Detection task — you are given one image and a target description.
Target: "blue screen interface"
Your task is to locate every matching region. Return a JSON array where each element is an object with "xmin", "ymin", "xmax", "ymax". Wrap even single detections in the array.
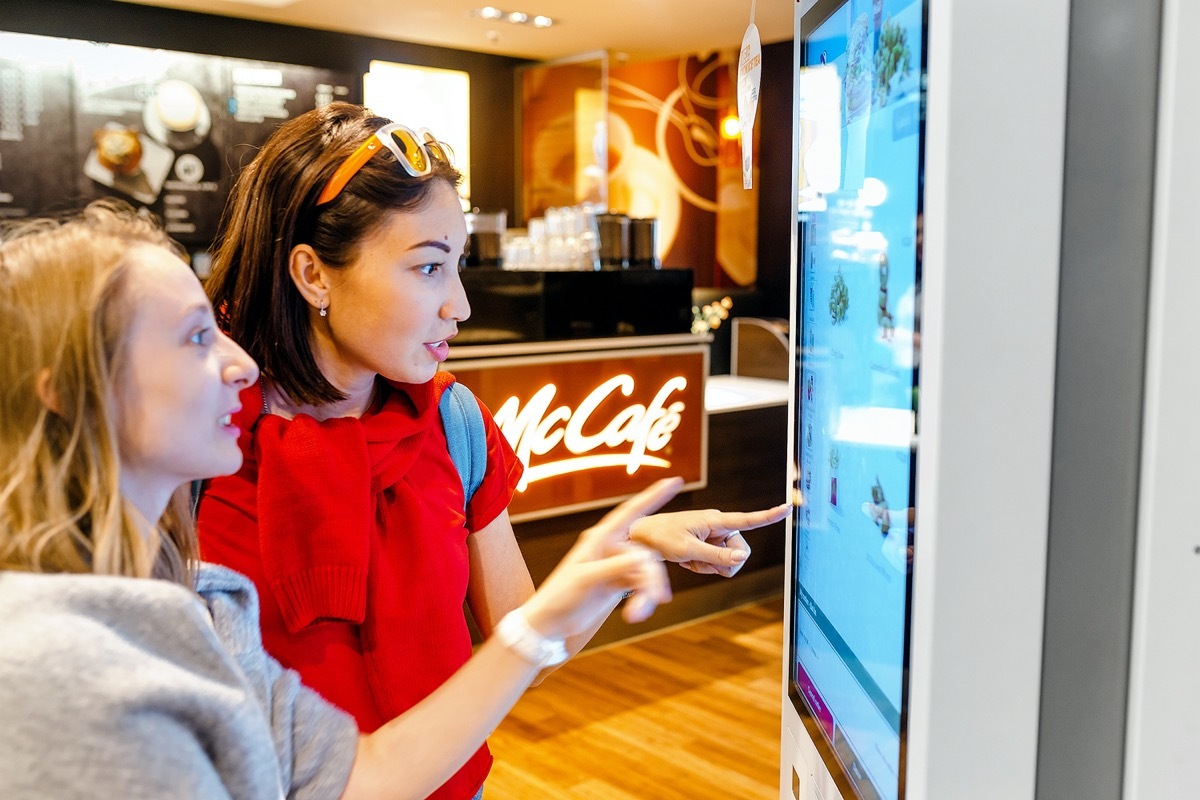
[{"xmin": 790, "ymin": 0, "xmax": 925, "ymax": 798}]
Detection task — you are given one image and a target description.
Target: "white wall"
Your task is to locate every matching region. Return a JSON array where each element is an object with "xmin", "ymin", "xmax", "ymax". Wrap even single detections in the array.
[{"xmin": 1124, "ymin": 0, "xmax": 1200, "ymax": 795}]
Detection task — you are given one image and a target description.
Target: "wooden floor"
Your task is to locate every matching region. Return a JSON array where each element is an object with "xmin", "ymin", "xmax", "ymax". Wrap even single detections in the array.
[{"xmin": 486, "ymin": 596, "xmax": 785, "ymax": 799}]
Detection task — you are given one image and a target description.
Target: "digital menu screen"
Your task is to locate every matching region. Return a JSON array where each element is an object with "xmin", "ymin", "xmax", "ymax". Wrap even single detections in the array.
[{"xmin": 789, "ymin": 0, "xmax": 925, "ymax": 798}]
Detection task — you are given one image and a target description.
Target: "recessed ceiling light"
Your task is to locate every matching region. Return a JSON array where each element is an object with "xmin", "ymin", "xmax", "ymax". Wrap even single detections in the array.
[{"xmin": 470, "ymin": 7, "xmax": 555, "ymax": 28}]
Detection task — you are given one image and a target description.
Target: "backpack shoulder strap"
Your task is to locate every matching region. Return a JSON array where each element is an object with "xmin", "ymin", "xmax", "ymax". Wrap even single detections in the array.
[{"xmin": 439, "ymin": 379, "xmax": 488, "ymax": 504}]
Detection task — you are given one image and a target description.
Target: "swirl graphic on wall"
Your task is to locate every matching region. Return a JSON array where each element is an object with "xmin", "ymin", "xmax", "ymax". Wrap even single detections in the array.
[
  {"xmin": 608, "ymin": 54, "xmax": 757, "ymax": 284},
  {"xmin": 521, "ymin": 52, "xmax": 755, "ymax": 283}
]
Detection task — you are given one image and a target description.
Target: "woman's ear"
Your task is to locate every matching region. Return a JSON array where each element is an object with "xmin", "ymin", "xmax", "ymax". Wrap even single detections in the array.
[
  {"xmin": 35, "ymin": 367, "xmax": 63, "ymax": 416},
  {"xmin": 287, "ymin": 244, "xmax": 329, "ymax": 313}
]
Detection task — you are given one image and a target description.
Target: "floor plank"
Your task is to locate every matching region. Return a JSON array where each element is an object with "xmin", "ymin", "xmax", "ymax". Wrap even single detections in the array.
[{"xmin": 486, "ymin": 596, "xmax": 784, "ymax": 799}]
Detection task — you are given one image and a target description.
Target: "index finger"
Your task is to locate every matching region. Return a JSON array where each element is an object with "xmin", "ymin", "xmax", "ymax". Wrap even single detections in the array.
[
  {"xmin": 710, "ymin": 503, "xmax": 790, "ymax": 534},
  {"xmin": 587, "ymin": 477, "xmax": 685, "ymax": 538}
]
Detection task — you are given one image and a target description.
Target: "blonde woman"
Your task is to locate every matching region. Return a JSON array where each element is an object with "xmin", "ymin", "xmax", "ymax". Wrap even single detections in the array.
[{"xmin": 0, "ymin": 201, "xmax": 676, "ymax": 800}]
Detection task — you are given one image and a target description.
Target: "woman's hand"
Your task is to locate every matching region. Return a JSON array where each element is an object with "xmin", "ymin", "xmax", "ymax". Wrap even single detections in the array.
[
  {"xmin": 344, "ymin": 478, "xmax": 687, "ymax": 800},
  {"xmin": 629, "ymin": 502, "xmax": 791, "ymax": 577},
  {"xmin": 520, "ymin": 477, "xmax": 686, "ymax": 638}
]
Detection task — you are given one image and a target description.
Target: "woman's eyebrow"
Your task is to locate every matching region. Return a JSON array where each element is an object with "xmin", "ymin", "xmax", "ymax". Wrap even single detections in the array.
[
  {"xmin": 410, "ymin": 240, "xmax": 453, "ymax": 253},
  {"xmin": 176, "ymin": 302, "xmax": 212, "ymax": 324}
]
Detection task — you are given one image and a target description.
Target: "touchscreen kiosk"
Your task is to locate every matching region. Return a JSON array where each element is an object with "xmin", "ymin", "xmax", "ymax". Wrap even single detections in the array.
[{"xmin": 786, "ymin": 1, "xmax": 926, "ymax": 798}]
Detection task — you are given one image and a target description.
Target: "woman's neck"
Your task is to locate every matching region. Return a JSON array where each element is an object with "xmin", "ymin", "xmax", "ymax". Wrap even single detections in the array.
[
  {"xmin": 117, "ymin": 474, "xmax": 168, "ymax": 534},
  {"xmin": 263, "ymin": 374, "xmax": 379, "ymax": 421}
]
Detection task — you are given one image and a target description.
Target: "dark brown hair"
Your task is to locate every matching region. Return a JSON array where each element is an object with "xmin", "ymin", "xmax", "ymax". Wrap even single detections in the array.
[{"xmin": 206, "ymin": 102, "xmax": 463, "ymax": 405}]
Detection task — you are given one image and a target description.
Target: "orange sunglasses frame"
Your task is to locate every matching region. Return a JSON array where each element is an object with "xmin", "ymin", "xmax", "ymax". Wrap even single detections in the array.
[{"xmin": 315, "ymin": 123, "xmax": 450, "ymax": 206}]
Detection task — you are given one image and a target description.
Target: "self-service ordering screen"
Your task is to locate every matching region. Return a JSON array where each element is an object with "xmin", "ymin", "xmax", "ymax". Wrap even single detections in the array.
[{"xmin": 789, "ymin": 0, "xmax": 926, "ymax": 797}]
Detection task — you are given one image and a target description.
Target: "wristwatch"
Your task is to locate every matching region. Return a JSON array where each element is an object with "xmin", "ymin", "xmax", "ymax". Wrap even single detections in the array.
[{"xmin": 494, "ymin": 609, "xmax": 568, "ymax": 668}]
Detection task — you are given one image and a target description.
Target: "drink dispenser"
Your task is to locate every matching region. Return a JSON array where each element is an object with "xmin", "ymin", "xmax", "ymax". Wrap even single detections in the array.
[
  {"xmin": 596, "ymin": 213, "xmax": 630, "ymax": 269},
  {"xmin": 464, "ymin": 210, "xmax": 506, "ymax": 267},
  {"xmin": 629, "ymin": 217, "xmax": 659, "ymax": 269}
]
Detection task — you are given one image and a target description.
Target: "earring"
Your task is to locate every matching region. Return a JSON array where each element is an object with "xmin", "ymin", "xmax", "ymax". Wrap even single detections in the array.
[{"xmin": 319, "ymin": 300, "xmax": 328, "ymax": 318}]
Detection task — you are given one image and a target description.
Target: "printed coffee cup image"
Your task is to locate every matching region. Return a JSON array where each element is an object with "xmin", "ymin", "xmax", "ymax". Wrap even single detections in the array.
[{"xmin": 143, "ymin": 79, "xmax": 211, "ymax": 150}]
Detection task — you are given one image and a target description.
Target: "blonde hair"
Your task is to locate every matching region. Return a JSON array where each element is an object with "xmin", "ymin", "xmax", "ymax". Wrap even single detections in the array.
[{"xmin": 0, "ymin": 200, "xmax": 195, "ymax": 584}]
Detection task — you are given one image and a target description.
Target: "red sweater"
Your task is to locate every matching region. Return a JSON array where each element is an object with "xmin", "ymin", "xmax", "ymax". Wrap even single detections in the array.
[{"xmin": 197, "ymin": 372, "xmax": 523, "ymax": 800}]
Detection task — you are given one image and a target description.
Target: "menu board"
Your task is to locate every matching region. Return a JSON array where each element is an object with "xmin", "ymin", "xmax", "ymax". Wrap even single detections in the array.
[
  {"xmin": 0, "ymin": 31, "xmax": 352, "ymax": 246},
  {"xmin": 789, "ymin": 0, "xmax": 925, "ymax": 798},
  {"xmin": 0, "ymin": 45, "xmax": 75, "ymax": 222}
]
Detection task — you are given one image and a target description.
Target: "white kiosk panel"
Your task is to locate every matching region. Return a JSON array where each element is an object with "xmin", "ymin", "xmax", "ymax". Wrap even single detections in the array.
[{"xmin": 781, "ymin": 1, "xmax": 1070, "ymax": 797}]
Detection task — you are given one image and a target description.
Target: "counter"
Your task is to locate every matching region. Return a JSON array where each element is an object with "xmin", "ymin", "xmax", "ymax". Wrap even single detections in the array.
[
  {"xmin": 457, "ymin": 267, "xmax": 694, "ymax": 345},
  {"xmin": 706, "ymin": 374, "xmax": 792, "ymax": 414}
]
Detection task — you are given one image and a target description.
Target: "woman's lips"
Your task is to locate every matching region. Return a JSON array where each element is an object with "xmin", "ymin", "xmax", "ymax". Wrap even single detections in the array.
[{"xmin": 220, "ymin": 407, "xmax": 242, "ymax": 436}]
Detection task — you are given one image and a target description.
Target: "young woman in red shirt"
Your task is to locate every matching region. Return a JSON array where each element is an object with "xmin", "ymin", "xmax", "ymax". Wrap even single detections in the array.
[{"xmin": 197, "ymin": 102, "xmax": 788, "ymax": 800}]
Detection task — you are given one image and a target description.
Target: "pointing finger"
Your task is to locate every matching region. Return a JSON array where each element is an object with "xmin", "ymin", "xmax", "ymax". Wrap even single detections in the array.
[{"xmin": 586, "ymin": 477, "xmax": 685, "ymax": 539}]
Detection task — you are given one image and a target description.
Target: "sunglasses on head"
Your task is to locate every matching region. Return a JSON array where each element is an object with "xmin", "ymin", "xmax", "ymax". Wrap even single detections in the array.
[{"xmin": 315, "ymin": 123, "xmax": 454, "ymax": 206}]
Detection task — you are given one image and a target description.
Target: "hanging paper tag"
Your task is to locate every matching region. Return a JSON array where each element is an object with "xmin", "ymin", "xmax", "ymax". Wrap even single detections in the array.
[{"xmin": 737, "ymin": 22, "xmax": 763, "ymax": 189}]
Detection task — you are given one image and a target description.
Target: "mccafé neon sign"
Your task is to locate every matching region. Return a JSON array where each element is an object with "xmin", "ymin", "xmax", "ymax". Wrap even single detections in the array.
[
  {"xmin": 495, "ymin": 374, "xmax": 689, "ymax": 489},
  {"xmin": 448, "ymin": 346, "xmax": 707, "ymax": 520}
]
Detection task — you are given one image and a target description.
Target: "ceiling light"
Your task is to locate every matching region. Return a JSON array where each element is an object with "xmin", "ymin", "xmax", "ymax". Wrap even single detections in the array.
[{"xmin": 470, "ymin": 7, "xmax": 555, "ymax": 28}]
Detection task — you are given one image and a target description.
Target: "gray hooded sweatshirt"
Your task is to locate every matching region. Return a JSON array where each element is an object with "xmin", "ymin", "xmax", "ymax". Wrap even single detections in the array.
[{"xmin": 0, "ymin": 563, "xmax": 358, "ymax": 799}]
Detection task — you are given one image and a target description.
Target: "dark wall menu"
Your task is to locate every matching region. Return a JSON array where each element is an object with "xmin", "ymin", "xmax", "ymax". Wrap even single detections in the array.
[
  {"xmin": 0, "ymin": 46, "xmax": 75, "ymax": 222},
  {"xmin": 0, "ymin": 31, "xmax": 353, "ymax": 248}
]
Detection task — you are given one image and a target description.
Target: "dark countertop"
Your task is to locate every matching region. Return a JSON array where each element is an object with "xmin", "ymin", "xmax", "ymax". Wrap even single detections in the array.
[{"xmin": 457, "ymin": 267, "xmax": 694, "ymax": 345}]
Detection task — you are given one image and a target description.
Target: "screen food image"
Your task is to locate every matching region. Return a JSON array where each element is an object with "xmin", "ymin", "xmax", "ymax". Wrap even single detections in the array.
[
  {"xmin": 93, "ymin": 126, "xmax": 143, "ymax": 176},
  {"xmin": 84, "ymin": 123, "xmax": 174, "ymax": 206},
  {"xmin": 790, "ymin": 0, "xmax": 925, "ymax": 798}
]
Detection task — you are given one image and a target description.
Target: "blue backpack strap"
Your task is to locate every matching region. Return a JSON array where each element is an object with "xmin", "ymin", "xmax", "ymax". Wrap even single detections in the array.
[{"xmin": 439, "ymin": 379, "xmax": 488, "ymax": 504}]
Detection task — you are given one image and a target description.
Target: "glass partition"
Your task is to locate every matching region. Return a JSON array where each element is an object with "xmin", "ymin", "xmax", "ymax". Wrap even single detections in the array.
[{"xmin": 516, "ymin": 51, "xmax": 608, "ymax": 223}]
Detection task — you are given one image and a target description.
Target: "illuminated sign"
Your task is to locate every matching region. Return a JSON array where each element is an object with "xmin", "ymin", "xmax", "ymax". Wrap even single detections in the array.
[{"xmin": 447, "ymin": 345, "xmax": 708, "ymax": 521}]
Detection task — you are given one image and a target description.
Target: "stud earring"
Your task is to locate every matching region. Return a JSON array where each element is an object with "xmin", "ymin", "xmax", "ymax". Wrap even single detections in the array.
[{"xmin": 319, "ymin": 300, "xmax": 328, "ymax": 318}]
